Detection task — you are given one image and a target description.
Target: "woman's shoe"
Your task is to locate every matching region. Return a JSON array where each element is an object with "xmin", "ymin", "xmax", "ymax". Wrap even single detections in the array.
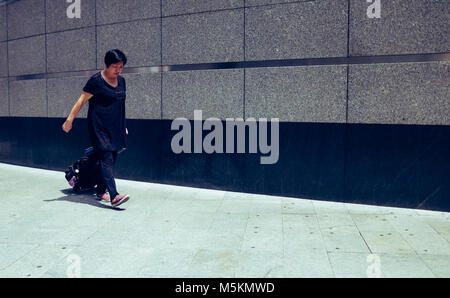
[
  {"xmin": 111, "ymin": 194, "xmax": 130, "ymax": 207},
  {"xmin": 96, "ymin": 192, "xmax": 111, "ymax": 202}
]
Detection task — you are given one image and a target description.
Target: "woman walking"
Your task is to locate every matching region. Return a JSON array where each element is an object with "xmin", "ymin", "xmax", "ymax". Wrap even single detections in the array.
[{"xmin": 62, "ymin": 49, "xmax": 130, "ymax": 208}]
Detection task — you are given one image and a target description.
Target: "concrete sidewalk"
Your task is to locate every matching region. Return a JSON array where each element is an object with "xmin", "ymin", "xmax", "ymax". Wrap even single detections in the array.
[{"xmin": 0, "ymin": 162, "xmax": 449, "ymax": 278}]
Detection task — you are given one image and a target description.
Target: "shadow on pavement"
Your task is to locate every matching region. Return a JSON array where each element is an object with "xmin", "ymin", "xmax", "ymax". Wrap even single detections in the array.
[{"xmin": 44, "ymin": 188, "xmax": 125, "ymax": 211}]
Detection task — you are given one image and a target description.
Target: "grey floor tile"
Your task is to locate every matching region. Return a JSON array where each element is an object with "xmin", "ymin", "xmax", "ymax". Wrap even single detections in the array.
[
  {"xmin": 0, "ymin": 243, "xmax": 38, "ymax": 272},
  {"xmin": 139, "ymin": 247, "xmax": 197, "ymax": 278},
  {"xmin": 330, "ymin": 252, "xmax": 436, "ymax": 278},
  {"xmin": 0, "ymin": 244, "xmax": 75, "ymax": 278},
  {"xmin": 328, "ymin": 252, "xmax": 373, "ymax": 278},
  {"xmin": 283, "ymin": 214, "xmax": 324, "ymax": 252},
  {"xmin": 419, "ymin": 254, "xmax": 450, "ymax": 278},
  {"xmin": 360, "ymin": 231, "xmax": 415, "ymax": 255},
  {"xmin": 241, "ymin": 232, "xmax": 283, "ymax": 252},
  {"xmin": 376, "ymin": 254, "xmax": 436, "ymax": 278},
  {"xmin": 346, "ymin": 202, "xmax": 391, "ymax": 215},
  {"xmin": 313, "ymin": 200, "xmax": 348, "ymax": 214},
  {"xmin": 209, "ymin": 211, "xmax": 249, "ymax": 233},
  {"xmin": 236, "ymin": 249, "xmax": 283, "ymax": 278},
  {"xmin": 420, "ymin": 216, "xmax": 450, "ymax": 243},
  {"xmin": 188, "ymin": 249, "xmax": 240, "ymax": 278},
  {"xmin": 173, "ymin": 211, "xmax": 216, "ymax": 229},
  {"xmin": 321, "ymin": 225, "xmax": 370, "ymax": 254},
  {"xmin": 88, "ymin": 244, "xmax": 158, "ymax": 277},
  {"xmin": 351, "ymin": 214, "xmax": 396, "ymax": 232},
  {"xmin": 385, "ymin": 215, "xmax": 450, "ymax": 255},
  {"xmin": 317, "ymin": 213, "xmax": 370, "ymax": 253},
  {"xmin": 0, "ymin": 162, "xmax": 449, "ymax": 278},
  {"xmin": 281, "ymin": 198, "xmax": 315, "ymax": 215},
  {"xmin": 283, "ymin": 249, "xmax": 334, "ymax": 278}
]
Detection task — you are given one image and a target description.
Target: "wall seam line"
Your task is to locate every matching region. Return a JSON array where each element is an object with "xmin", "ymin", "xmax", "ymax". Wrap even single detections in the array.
[
  {"xmin": 5, "ymin": 2, "xmax": 10, "ymax": 116},
  {"xmin": 8, "ymin": 52, "xmax": 450, "ymax": 82},
  {"xmin": 160, "ymin": 0, "xmax": 163, "ymax": 120},
  {"xmin": 343, "ymin": 0, "xmax": 351, "ymax": 203},
  {"xmin": 243, "ymin": 0, "xmax": 246, "ymax": 119},
  {"xmin": 44, "ymin": 0, "xmax": 48, "ymax": 117}
]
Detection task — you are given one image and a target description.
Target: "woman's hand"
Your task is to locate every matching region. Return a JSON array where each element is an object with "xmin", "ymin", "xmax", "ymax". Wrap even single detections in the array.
[{"xmin": 62, "ymin": 120, "xmax": 73, "ymax": 133}]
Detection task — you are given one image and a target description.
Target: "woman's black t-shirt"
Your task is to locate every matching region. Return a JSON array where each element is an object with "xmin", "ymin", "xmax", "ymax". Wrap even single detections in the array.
[{"xmin": 83, "ymin": 72, "xmax": 127, "ymax": 152}]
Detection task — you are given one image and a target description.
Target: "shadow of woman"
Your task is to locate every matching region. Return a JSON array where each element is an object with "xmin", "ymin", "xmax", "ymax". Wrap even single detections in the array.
[{"xmin": 44, "ymin": 188, "xmax": 125, "ymax": 210}]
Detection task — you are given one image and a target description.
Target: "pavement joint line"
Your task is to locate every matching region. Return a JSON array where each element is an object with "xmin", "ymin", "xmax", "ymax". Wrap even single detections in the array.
[
  {"xmin": 311, "ymin": 212, "xmax": 335, "ymax": 277},
  {"xmin": 348, "ymin": 211, "xmax": 374, "ymax": 255}
]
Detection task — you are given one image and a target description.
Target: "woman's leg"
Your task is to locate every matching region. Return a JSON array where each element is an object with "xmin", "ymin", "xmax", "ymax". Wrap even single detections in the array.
[
  {"xmin": 97, "ymin": 150, "xmax": 119, "ymax": 199},
  {"xmin": 95, "ymin": 166, "xmax": 107, "ymax": 195}
]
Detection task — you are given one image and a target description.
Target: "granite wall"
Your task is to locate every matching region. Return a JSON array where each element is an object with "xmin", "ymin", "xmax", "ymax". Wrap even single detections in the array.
[{"xmin": 0, "ymin": 0, "xmax": 449, "ymax": 210}]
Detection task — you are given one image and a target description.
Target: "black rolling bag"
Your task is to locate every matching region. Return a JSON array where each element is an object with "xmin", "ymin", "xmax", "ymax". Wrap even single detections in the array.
[{"xmin": 64, "ymin": 147, "xmax": 99, "ymax": 192}]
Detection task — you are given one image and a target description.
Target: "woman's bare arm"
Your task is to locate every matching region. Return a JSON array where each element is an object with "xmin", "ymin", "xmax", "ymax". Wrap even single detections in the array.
[{"xmin": 62, "ymin": 92, "xmax": 93, "ymax": 133}]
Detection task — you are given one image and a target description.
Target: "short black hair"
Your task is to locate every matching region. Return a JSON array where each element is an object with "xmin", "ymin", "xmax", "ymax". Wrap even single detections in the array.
[{"xmin": 104, "ymin": 49, "xmax": 127, "ymax": 68}]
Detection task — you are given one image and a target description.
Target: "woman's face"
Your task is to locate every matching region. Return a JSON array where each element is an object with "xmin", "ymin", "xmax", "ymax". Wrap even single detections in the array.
[{"xmin": 105, "ymin": 61, "xmax": 124, "ymax": 78}]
